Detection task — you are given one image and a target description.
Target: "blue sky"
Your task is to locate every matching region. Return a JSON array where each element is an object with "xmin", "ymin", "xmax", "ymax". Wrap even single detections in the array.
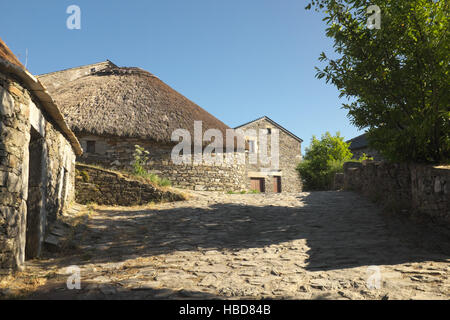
[{"xmin": 1, "ymin": 0, "xmax": 363, "ymax": 152}]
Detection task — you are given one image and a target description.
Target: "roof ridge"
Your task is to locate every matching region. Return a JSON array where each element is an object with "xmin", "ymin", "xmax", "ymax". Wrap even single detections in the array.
[
  {"xmin": 38, "ymin": 60, "xmax": 117, "ymax": 77},
  {"xmin": 92, "ymin": 66, "xmax": 159, "ymax": 79}
]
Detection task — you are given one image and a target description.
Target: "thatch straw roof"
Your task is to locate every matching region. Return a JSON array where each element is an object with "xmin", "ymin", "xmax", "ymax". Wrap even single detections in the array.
[
  {"xmin": 0, "ymin": 39, "xmax": 25, "ymax": 69},
  {"xmin": 0, "ymin": 38, "xmax": 82, "ymax": 156},
  {"xmin": 45, "ymin": 66, "xmax": 232, "ymax": 144}
]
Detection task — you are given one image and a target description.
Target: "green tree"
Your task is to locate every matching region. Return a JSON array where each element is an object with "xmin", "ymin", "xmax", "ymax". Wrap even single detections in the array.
[
  {"xmin": 297, "ymin": 132, "xmax": 353, "ymax": 190},
  {"xmin": 307, "ymin": 0, "xmax": 449, "ymax": 163}
]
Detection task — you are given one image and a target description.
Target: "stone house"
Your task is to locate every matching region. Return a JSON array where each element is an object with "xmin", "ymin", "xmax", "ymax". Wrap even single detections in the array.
[
  {"xmin": 235, "ymin": 116, "xmax": 303, "ymax": 193},
  {"xmin": 0, "ymin": 39, "xmax": 82, "ymax": 271}
]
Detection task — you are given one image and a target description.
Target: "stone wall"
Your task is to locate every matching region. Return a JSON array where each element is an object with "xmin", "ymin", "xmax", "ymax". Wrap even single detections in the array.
[
  {"xmin": 0, "ymin": 71, "xmax": 76, "ymax": 271},
  {"xmin": 75, "ymin": 164, "xmax": 184, "ymax": 206},
  {"xmin": 343, "ymin": 161, "xmax": 450, "ymax": 224},
  {"xmin": 75, "ymin": 134, "xmax": 248, "ymax": 192},
  {"xmin": 150, "ymin": 160, "xmax": 248, "ymax": 192}
]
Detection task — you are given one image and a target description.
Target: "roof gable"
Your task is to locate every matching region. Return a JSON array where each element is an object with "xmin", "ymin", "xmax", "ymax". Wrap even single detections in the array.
[
  {"xmin": 347, "ymin": 133, "xmax": 368, "ymax": 150},
  {"xmin": 235, "ymin": 116, "xmax": 303, "ymax": 143}
]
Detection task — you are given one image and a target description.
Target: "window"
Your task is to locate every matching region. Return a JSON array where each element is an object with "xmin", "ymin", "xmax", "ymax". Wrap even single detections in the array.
[
  {"xmin": 248, "ymin": 140, "xmax": 256, "ymax": 153},
  {"xmin": 86, "ymin": 141, "xmax": 96, "ymax": 153},
  {"xmin": 267, "ymin": 128, "xmax": 272, "ymax": 135}
]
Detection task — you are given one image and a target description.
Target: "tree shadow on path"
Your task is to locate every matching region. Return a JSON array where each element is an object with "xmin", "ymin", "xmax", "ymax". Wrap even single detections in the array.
[{"xmin": 42, "ymin": 191, "xmax": 449, "ymax": 272}]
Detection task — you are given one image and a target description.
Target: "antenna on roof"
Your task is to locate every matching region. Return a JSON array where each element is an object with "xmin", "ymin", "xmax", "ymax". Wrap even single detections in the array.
[{"xmin": 25, "ymin": 48, "xmax": 28, "ymax": 69}]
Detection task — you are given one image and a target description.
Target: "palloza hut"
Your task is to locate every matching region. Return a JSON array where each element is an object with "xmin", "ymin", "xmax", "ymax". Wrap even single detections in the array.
[{"xmin": 39, "ymin": 63, "xmax": 248, "ymax": 191}]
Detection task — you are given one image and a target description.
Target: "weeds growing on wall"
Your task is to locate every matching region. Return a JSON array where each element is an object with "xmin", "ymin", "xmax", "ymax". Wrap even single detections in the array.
[{"xmin": 131, "ymin": 145, "xmax": 172, "ymax": 187}]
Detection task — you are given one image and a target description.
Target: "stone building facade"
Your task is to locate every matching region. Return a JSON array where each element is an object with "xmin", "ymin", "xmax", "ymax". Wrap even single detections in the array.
[
  {"xmin": 72, "ymin": 116, "xmax": 304, "ymax": 193},
  {"xmin": 235, "ymin": 116, "xmax": 303, "ymax": 193},
  {"xmin": 0, "ymin": 39, "xmax": 82, "ymax": 271}
]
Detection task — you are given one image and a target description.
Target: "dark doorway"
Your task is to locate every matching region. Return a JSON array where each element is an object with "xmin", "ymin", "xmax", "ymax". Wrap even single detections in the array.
[
  {"xmin": 273, "ymin": 176, "xmax": 282, "ymax": 193},
  {"xmin": 250, "ymin": 178, "xmax": 265, "ymax": 193},
  {"xmin": 26, "ymin": 128, "xmax": 45, "ymax": 260}
]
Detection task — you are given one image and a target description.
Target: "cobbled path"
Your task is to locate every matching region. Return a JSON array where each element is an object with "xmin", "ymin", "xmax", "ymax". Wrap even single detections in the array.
[{"xmin": 21, "ymin": 191, "xmax": 450, "ymax": 299}]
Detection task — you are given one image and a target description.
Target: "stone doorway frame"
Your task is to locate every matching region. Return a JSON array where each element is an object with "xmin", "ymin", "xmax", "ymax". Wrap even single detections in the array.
[{"xmin": 25, "ymin": 127, "xmax": 47, "ymax": 260}]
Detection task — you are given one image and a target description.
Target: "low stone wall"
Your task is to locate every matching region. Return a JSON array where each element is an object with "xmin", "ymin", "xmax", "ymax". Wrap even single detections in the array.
[
  {"xmin": 343, "ymin": 161, "xmax": 449, "ymax": 224},
  {"xmin": 75, "ymin": 164, "xmax": 184, "ymax": 206},
  {"xmin": 75, "ymin": 135, "xmax": 249, "ymax": 192},
  {"xmin": 150, "ymin": 161, "xmax": 248, "ymax": 192}
]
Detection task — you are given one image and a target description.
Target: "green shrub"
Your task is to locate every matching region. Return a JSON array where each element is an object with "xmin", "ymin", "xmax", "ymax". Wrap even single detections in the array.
[{"xmin": 297, "ymin": 132, "xmax": 360, "ymax": 190}]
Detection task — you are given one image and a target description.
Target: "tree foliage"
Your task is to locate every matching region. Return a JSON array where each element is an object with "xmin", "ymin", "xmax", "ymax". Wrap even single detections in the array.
[
  {"xmin": 297, "ymin": 132, "xmax": 355, "ymax": 190},
  {"xmin": 307, "ymin": 0, "xmax": 449, "ymax": 163}
]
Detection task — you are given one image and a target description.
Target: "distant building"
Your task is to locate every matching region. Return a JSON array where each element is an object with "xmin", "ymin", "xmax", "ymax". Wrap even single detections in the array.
[
  {"xmin": 235, "ymin": 116, "xmax": 303, "ymax": 193},
  {"xmin": 0, "ymin": 38, "xmax": 82, "ymax": 271},
  {"xmin": 347, "ymin": 133, "xmax": 382, "ymax": 160}
]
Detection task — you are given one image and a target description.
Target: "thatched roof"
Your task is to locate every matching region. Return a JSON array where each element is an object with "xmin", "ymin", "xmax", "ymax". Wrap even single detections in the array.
[
  {"xmin": 0, "ymin": 39, "xmax": 25, "ymax": 69},
  {"xmin": 0, "ymin": 38, "xmax": 82, "ymax": 156},
  {"xmin": 45, "ymin": 66, "xmax": 233, "ymax": 144}
]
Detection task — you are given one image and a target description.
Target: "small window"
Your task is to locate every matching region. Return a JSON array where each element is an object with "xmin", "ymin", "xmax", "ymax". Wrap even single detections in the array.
[
  {"xmin": 267, "ymin": 128, "xmax": 272, "ymax": 135},
  {"xmin": 86, "ymin": 141, "xmax": 96, "ymax": 153},
  {"xmin": 248, "ymin": 140, "xmax": 256, "ymax": 153}
]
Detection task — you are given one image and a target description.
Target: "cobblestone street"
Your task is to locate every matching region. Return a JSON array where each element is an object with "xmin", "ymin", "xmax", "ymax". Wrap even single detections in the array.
[{"xmin": 11, "ymin": 191, "xmax": 450, "ymax": 300}]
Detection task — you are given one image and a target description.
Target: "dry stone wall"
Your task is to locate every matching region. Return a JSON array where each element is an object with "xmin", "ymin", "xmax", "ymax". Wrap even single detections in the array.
[
  {"xmin": 343, "ymin": 161, "xmax": 449, "ymax": 225},
  {"xmin": 0, "ymin": 71, "xmax": 76, "ymax": 271},
  {"xmin": 75, "ymin": 135, "xmax": 248, "ymax": 192},
  {"xmin": 75, "ymin": 164, "xmax": 184, "ymax": 206}
]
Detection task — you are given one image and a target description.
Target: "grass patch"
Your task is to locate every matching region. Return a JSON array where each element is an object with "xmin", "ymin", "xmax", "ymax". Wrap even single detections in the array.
[
  {"xmin": 226, "ymin": 190, "xmax": 260, "ymax": 194},
  {"xmin": 130, "ymin": 170, "xmax": 172, "ymax": 188}
]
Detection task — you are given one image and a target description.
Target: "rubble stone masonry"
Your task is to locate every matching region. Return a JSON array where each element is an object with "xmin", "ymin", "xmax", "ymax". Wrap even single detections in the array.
[
  {"xmin": 0, "ymin": 71, "xmax": 76, "ymax": 271},
  {"xmin": 343, "ymin": 161, "xmax": 449, "ymax": 225}
]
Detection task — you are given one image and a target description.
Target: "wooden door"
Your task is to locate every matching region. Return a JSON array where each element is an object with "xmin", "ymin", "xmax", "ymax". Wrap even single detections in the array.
[
  {"xmin": 273, "ymin": 176, "xmax": 281, "ymax": 193},
  {"xmin": 250, "ymin": 178, "xmax": 265, "ymax": 193}
]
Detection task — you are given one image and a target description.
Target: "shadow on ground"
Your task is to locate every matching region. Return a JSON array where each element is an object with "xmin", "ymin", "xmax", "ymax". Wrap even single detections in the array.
[
  {"xmin": 36, "ymin": 191, "xmax": 449, "ymax": 273},
  {"xmin": 26, "ymin": 282, "xmax": 223, "ymax": 300}
]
